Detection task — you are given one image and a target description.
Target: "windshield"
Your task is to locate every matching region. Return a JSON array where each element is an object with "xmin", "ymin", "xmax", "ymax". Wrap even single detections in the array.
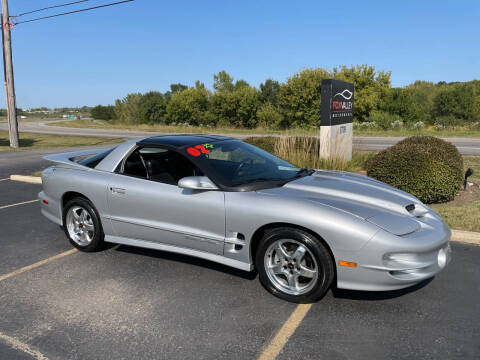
[{"xmin": 182, "ymin": 140, "xmax": 304, "ymax": 189}]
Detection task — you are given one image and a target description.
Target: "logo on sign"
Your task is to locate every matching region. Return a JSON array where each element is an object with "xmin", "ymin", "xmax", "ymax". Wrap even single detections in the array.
[
  {"xmin": 333, "ymin": 89, "xmax": 353, "ymax": 100},
  {"xmin": 331, "ymin": 88, "xmax": 353, "ymax": 118}
]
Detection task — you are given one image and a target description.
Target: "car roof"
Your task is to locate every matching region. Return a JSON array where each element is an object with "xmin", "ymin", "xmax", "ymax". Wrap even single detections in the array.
[{"xmin": 137, "ymin": 134, "xmax": 234, "ymax": 149}]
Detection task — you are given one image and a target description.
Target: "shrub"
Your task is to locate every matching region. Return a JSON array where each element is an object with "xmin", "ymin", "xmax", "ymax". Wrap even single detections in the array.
[
  {"xmin": 367, "ymin": 136, "xmax": 463, "ymax": 203},
  {"xmin": 470, "ymin": 121, "xmax": 480, "ymax": 130},
  {"xmin": 390, "ymin": 119, "xmax": 404, "ymax": 129},
  {"xmin": 434, "ymin": 115, "xmax": 461, "ymax": 128},
  {"xmin": 411, "ymin": 121, "xmax": 425, "ymax": 130},
  {"xmin": 368, "ymin": 110, "xmax": 402, "ymax": 130},
  {"xmin": 397, "ymin": 136, "xmax": 463, "ymax": 172},
  {"xmin": 354, "ymin": 121, "xmax": 377, "ymax": 129}
]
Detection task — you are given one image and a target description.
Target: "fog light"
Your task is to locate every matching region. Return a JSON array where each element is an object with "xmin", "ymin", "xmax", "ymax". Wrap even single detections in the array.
[{"xmin": 438, "ymin": 248, "xmax": 447, "ymax": 268}]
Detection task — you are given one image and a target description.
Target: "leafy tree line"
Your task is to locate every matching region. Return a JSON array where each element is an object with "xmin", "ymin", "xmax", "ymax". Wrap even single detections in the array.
[{"xmin": 91, "ymin": 65, "xmax": 480, "ymax": 129}]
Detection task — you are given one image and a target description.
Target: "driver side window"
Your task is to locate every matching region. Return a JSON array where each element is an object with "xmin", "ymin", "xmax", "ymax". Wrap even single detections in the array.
[{"xmin": 122, "ymin": 147, "xmax": 202, "ymax": 185}]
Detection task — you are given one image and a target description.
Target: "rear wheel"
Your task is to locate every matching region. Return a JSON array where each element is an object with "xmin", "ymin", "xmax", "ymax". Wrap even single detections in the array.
[
  {"xmin": 63, "ymin": 197, "xmax": 104, "ymax": 252},
  {"xmin": 256, "ymin": 227, "xmax": 334, "ymax": 303}
]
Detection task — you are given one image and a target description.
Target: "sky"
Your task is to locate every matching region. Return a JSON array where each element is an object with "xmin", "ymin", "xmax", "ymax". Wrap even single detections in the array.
[{"xmin": 5, "ymin": 0, "xmax": 480, "ymax": 108}]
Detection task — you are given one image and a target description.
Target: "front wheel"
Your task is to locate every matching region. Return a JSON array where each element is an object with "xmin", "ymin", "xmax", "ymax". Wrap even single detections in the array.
[
  {"xmin": 256, "ymin": 227, "xmax": 334, "ymax": 303},
  {"xmin": 63, "ymin": 197, "xmax": 105, "ymax": 252}
]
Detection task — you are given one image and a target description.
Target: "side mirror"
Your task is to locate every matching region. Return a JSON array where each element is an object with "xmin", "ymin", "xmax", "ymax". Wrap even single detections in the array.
[{"xmin": 178, "ymin": 176, "xmax": 219, "ymax": 191}]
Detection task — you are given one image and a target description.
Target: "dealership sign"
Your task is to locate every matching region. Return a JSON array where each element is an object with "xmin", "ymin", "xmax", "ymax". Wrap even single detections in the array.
[{"xmin": 320, "ymin": 79, "xmax": 354, "ymax": 160}]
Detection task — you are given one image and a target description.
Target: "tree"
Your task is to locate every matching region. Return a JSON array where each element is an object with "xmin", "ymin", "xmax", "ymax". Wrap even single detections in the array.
[
  {"xmin": 256, "ymin": 102, "xmax": 283, "ymax": 129},
  {"xmin": 381, "ymin": 88, "xmax": 422, "ymax": 123},
  {"xmin": 91, "ymin": 105, "xmax": 116, "ymax": 120},
  {"xmin": 166, "ymin": 87, "xmax": 210, "ymax": 126},
  {"xmin": 234, "ymin": 79, "xmax": 250, "ymax": 90},
  {"xmin": 278, "ymin": 68, "xmax": 331, "ymax": 128},
  {"xmin": 333, "ymin": 64, "xmax": 391, "ymax": 122},
  {"xmin": 405, "ymin": 81, "xmax": 437, "ymax": 123},
  {"xmin": 114, "ymin": 93, "xmax": 143, "ymax": 123},
  {"xmin": 235, "ymin": 87, "xmax": 261, "ymax": 128},
  {"xmin": 433, "ymin": 83, "xmax": 476, "ymax": 121},
  {"xmin": 213, "ymin": 70, "xmax": 235, "ymax": 92},
  {"xmin": 260, "ymin": 79, "xmax": 281, "ymax": 105},
  {"xmin": 138, "ymin": 91, "xmax": 167, "ymax": 124},
  {"xmin": 195, "ymin": 80, "xmax": 205, "ymax": 89},
  {"xmin": 170, "ymin": 83, "xmax": 188, "ymax": 93},
  {"xmin": 209, "ymin": 86, "xmax": 261, "ymax": 128}
]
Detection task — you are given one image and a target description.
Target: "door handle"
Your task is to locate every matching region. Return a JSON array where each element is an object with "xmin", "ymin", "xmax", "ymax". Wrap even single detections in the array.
[{"xmin": 110, "ymin": 187, "xmax": 126, "ymax": 195}]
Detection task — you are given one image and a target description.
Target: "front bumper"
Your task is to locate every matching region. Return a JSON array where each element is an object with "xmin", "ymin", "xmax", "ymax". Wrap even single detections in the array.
[{"xmin": 336, "ymin": 215, "xmax": 451, "ymax": 291}]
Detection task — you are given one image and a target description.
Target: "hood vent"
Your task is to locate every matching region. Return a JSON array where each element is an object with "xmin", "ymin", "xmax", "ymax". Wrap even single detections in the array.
[{"xmin": 406, "ymin": 204, "xmax": 415, "ymax": 212}]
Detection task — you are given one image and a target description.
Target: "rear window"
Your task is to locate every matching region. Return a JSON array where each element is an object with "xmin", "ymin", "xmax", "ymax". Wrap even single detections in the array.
[{"xmin": 78, "ymin": 148, "xmax": 115, "ymax": 168}]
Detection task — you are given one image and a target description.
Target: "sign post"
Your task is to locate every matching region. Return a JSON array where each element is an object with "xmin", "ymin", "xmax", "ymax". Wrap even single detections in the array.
[{"xmin": 320, "ymin": 79, "xmax": 354, "ymax": 161}]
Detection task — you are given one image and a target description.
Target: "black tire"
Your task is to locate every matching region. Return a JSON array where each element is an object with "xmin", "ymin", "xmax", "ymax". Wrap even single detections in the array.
[
  {"xmin": 62, "ymin": 197, "xmax": 105, "ymax": 252},
  {"xmin": 255, "ymin": 227, "xmax": 334, "ymax": 303}
]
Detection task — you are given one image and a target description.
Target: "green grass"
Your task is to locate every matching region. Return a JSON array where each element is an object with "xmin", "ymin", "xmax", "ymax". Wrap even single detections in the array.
[
  {"xmin": 431, "ymin": 201, "xmax": 480, "ymax": 232},
  {"xmin": 49, "ymin": 119, "xmax": 480, "ymax": 137},
  {"xmin": 353, "ymin": 127, "xmax": 480, "ymax": 138},
  {"xmin": 0, "ymin": 131, "xmax": 124, "ymax": 151}
]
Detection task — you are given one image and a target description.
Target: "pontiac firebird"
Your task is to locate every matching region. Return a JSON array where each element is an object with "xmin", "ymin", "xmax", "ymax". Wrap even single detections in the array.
[{"xmin": 39, "ymin": 135, "xmax": 451, "ymax": 303}]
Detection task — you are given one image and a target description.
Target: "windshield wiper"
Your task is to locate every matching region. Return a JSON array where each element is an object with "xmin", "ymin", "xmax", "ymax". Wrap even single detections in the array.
[
  {"xmin": 295, "ymin": 167, "xmax": 315, "ymax": 177},
  {"xmin": 232, "ymin": 177, "xmax": 286, "ymax": 186}
]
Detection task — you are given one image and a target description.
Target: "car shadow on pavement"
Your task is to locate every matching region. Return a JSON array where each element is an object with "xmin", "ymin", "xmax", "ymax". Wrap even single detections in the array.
[
  {"xmin": 114, "ymin": 244, "xmax": 258, "ymax": 280},
  {"xmin": 331, "ymin": 277, "xmax": 434, "ymax": 301}
]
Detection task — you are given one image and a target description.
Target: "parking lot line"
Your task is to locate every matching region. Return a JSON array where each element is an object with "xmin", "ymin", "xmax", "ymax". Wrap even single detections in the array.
[
  {"xmin": 0, "ymin": 178, "xmax": 9, "ymax": 181},
  {"xmin": 0, "ymin": 249, "xmax": 77, "ymax": 282},
  {"xmin": 0, "ymin": 199, "xmax": 39, "ymax": 210},
  {"xmin": 258, "ymin": 304, "xmax": 312, "ymax": 360},
  {"xmin": 0, "ymin": 331, "xmax": 48, "ymax": 360}
]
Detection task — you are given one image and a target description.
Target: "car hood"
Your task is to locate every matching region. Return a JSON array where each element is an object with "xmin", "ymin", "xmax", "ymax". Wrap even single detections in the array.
[{"xmin": 258, "ymin": 171, "xmax": 426, "ymax": 236}]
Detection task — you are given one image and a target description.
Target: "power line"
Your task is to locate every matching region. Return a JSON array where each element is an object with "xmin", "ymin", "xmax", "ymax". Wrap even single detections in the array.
[
  {"xmin": 11, "ymin": 0, "xmax": 90, "ymax": 18},
  {"xmin": 12, "ymin": 0, "xmax": 134, "ymax": 25}
]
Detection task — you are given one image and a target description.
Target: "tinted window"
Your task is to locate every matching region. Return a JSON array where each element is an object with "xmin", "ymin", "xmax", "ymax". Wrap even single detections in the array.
[
  {"xmin": 79, "ymin": 148, "xmax": 115, "ymax": 168},
  {"xmin": 182, "ymin": 140, "xmax": 300, "ymax": 188},
  {"xmin": 122, "ymin": 147, "xmax": 201, "ymax": 185}
]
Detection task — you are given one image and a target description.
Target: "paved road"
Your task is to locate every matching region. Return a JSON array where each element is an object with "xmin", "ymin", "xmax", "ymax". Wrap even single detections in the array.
[
  {"xmin": 2, "ymin": 120, "xmax": 480, "ymax": 155},
  {"xmin": 0, "ymin": 155, "xmax": 479, "ymax": 359}
]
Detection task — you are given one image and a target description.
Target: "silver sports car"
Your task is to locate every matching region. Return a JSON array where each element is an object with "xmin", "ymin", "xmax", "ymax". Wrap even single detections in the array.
[{"xmin": 39, "ymin": 135, "xmax": 451, "ymax": 303}]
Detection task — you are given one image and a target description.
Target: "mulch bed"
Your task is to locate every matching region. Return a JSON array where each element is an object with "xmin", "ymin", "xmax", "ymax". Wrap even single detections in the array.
[{"xmin": 446, "ymin": 182, "xmax": 480, "ymax": 206}]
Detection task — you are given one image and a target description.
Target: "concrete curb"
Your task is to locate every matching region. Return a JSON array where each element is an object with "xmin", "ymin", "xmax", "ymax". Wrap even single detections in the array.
[
  {"xmin": 10, "ymin": 175, "xmax": 42, "ymax": 184},
  {"xmin": 6, "ymin": 174, "xmax": 480, "ymax": 245},
  {"xmin": 450, "ymin": 230, "xmax": 480, "ymax": 245}
]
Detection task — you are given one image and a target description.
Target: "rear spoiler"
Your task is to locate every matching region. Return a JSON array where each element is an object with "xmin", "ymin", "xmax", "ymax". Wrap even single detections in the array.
[{"xmin": 43, "ymin": 148, "xmax": 108, "ymax": 169}]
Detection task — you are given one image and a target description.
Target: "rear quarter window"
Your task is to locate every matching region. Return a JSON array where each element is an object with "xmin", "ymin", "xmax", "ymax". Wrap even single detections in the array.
[{"xmin": 78, "ymin": 148, "xmax": 115, "ymax": 168}]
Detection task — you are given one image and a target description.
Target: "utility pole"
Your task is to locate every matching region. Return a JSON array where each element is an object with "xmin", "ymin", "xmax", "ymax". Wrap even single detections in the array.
[{"xmin": 1, "ymin": 0, "xmax": 18, "ymax": 148}]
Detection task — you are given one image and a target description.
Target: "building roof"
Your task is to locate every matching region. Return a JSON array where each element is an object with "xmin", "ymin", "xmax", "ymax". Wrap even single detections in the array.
[{"xmin": 137, "ymin": 134, "xmax": 234, "ymax": 148}]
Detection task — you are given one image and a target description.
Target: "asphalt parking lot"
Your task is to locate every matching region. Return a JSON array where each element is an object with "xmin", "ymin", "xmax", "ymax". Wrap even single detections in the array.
[{"xmin": 0, "ymin": 152, "xmax": 479, "ymax": 359}]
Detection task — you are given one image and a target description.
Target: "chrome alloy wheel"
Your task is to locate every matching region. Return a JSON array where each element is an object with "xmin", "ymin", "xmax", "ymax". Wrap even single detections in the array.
[
  {"xmin": 264, "ymin": 239, "xmax": 319, "ymax": 295},
  {"xmin": 66, "ymin": 206, "xmax": 95, "ymax": 246}
]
